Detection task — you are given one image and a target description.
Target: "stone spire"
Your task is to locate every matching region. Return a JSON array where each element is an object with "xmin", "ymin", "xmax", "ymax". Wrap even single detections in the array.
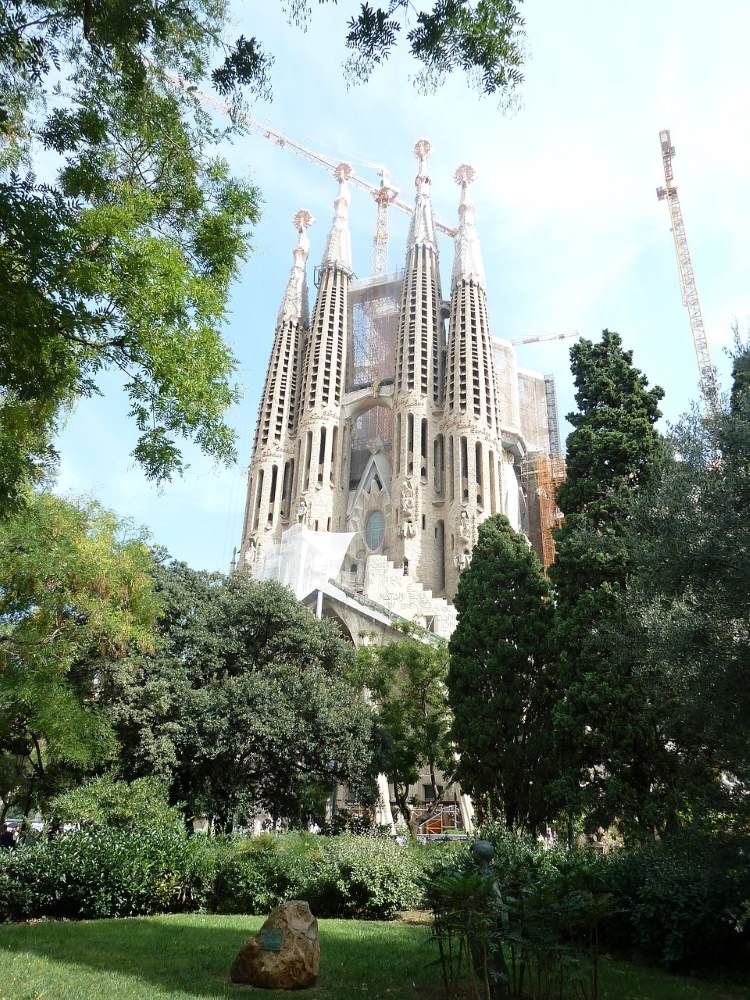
[
  {"xmin": 452, "ymin": 165, "xmax": 486, "ymax": 289},
  {"xmin": 239, "ymin": 210, "xmax": 314, "ymax": 569},
  {"xmin": 293, "ymin": 166, "xmax": 354, "ymax": 533},
  {"xmin": 444, "ymin": 164, "xmax": 501, "ymax": 598},
  {"xmin": 407, "ymin": 138, "xmax": 437, "ymax": 251},
  {"xmin": 278, "ymin": 209, "xmax": 313, "ymax": 325},
  {"xmin": 321, "ymin": 162, "xmax": 353, "ymax": 272},
  {"xmin": 391, "ymin": 138, "xmax": 446, "ymax": 596}
]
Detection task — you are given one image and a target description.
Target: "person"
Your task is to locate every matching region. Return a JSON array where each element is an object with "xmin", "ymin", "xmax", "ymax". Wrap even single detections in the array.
[{"xmin": 0, "ymin": 824, "xmax": 17, "ymax": 849}]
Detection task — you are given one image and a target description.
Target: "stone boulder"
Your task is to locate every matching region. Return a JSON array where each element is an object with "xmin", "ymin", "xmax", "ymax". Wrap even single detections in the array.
[{"xmin": 230, "ymin": 900, "xmax": 320, "ymax": 989}]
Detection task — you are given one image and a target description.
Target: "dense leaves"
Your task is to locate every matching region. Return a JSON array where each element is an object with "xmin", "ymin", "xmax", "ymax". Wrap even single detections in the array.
[
  {"xmin": 448, "ymin": 515, "xmax": 558, "ymax": 832},
  {"xmin": 103, "ymin": 560, "xmax": 375, "ymax": 826},
  {"xmin": 549, "ymin": 332, "xmax": 666, "ymax": 837},
  {"xmin": 0, "ymin": 493, "xmax": 158, "ymax": 818},
  {"xmin": 355, "ymin": 627, "xmax": 452, "ymax": 828},
  {"xmin": 0, "ymin": 0, "xmax": 261, "ymax": 513}
]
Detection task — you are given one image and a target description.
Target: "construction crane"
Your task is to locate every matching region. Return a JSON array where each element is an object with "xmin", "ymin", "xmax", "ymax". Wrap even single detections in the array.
[
  {"xmin": 159, "ymin": 66, "xmax": 457, "ymax": 276},
  {"xmin": 510, "ymin": 331, "xmax": 579, "ymax": 347},
  {"xmin": 656, "ymin": 129, "xmax": 720, "ymax": 414}
]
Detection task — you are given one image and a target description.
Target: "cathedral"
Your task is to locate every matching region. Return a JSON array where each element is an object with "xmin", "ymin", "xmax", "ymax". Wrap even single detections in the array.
[{"xmin": 236, "ymin": 141, "xmax": 559, "ymax": 644}]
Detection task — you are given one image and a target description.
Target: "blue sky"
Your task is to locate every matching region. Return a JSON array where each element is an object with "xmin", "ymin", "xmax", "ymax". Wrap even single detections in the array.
[{"xmin": 55, "ymin": 2, "xmax": 750, "ymax": 571}]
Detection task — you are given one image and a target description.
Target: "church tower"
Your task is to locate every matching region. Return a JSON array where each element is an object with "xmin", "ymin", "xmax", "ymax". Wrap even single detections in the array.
[
  {"xmin": 443, "ymin": 165, "xmax": 503, "ymax": 598},
  {"xmin": 239, "ymin": 209, "xmax": 313, "ymax": 570},
  {"xmin": 293, "ymin": 163, "xmax": 353, "ymax": 532},
  {"xmin": 390, "ymin": 140, "xmax": 447, "ymax": 594}
]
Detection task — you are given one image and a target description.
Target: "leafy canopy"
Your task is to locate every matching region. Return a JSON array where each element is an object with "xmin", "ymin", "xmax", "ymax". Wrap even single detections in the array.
[
  {"xmin": 104, "ymin": 559, "xmax": 375, "ymax": 826},
  {"xmin": 448, "ymin": 514, "xmax": 558, "ymax": 832},
  {"xmin": 355, "ymin": 624, "xmax": 452, "ymax": 824},
  {"xmin": 549, "ymin": 331, "xmax": 666, "ymax": 838},
  {"xmin": 0, "ymin": 0, "xmax": 262, "ymax": 514},
  {"xmin": 0, "ymin": 492, "xmax": 158, "ymax": 814}
]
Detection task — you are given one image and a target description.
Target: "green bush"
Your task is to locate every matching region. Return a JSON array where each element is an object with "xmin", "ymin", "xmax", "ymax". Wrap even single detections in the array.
[
  {"xmin": 428, "ymin": 826, "xmax": 750, "ymax": 976},
  {"xmin": 0, "ymin": 829, "xmax": 217, "ymax": 921},
  {"xmin": 48, "ymin": 774, "xmax": 185, "ymax": 834},
  {"xmin": 213, "ymin": 833, "xmax": 430, "ymax": 920}
]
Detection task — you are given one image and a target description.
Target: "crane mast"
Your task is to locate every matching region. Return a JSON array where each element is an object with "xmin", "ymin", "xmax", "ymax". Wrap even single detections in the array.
[{"xmin": 656, "ymin": 129, "xmax": 720, "ymax": 414}]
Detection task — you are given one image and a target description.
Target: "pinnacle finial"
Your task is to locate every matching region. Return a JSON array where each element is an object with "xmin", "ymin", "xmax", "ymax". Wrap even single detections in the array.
[
  {"xmin": 451, "ymin": 164, "xmax": 485, "ymax": 289},
  {"xmin": 321, "ymin": 163, "xmax": 353, "ymax": 272},
  {"xmin": 278, "ymin": 209, "xmax": 313, "ymax": 324},
  {"xmin": 454, "ymin": 164, "xmax": 476, "ymax": 188},
  {"xmin": 334, "ymin": 162, "xmax": 353, "ymax": 183},
  {"xmin": 293, "ymin": 209, "xmax": 314, "ymax": 233}
]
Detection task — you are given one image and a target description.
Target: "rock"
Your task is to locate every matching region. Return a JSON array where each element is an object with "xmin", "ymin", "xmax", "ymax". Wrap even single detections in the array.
[{"xmin": 230, "ymin": 900, "xmax": 320, "ymax": 989}]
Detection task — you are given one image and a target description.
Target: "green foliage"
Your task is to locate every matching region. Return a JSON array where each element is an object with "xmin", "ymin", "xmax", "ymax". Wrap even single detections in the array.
[
  {"xmin": 602, "ymin": 337, "xmax": 750, "ymax": 824},
  {"xmin": 550, "ymin": 331, "xmax": 666, "ymax": 837},
  {"xmin": 103, "ymin": 559, "xmax": 375, "ymax": 825},
  {"xmin": 0, "ymin": 0, "xmax": 261, "ymax": 512},
  {"xmin": 356, "ymin": 627, "xmax": 452, "ymax": 826},
  {"xmin": 49, "ymin": 774, "xmax": 184, "ymax": 834},
  {"xmin": 0, "ymin": 492, "xmax": 158, "ymax": 816},
  {"xmin": 0, "ymin": 830, "xmax": 431, "ymax": 923},
  {"xmin": 342, "ymin": 0, "xmax": 525, "ymax": 100},
  {"xmin": 448, "ymin": 514, "xmax": 558, "ymax": 832},
  {"xmin": 0, "ymin": 828, "xmax": 216, "ymax": 921},
  {"xmin": 213, "ymin": 833, "xmax": 429, "ymax": 920}
]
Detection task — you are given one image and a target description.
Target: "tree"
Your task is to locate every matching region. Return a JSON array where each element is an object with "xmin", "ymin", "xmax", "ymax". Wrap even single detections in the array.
[
  {"xmin": 1, "ymin": 1, "xmax": 526, "ymax": 515},
  {"xmin": 447, "ymin": 514, "xmax": 557, "ymax": 832},
  {"xmin": 0, "ymin": 492, "xmax": 159, "ymax": 817},
  {"xmin": 49, "ymin": 772, "xmax": 183, "ymax": 833},
  {"xmin": 103, "ymin": 559, "xmax": 375, "ymax": 827},
  {"xmin": 607, "ymin": 337, "xmax": 750, "ymax": 828},
  {"xmin": 549, "ymin": 331, "xmax": 666, "ymax": 838},
  {"xmin": 355, "ymin": 626, "xmax": 453, "ymax": 830},
  {"xmin": 1, "ymin": 0, "xmax": 262, "ymax": 515}
]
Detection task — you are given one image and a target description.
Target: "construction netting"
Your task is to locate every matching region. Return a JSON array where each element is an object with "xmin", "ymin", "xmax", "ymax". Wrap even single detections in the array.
[{"xmin": 251, "ymin": 524, "xmax": 355, "ymax": 600}]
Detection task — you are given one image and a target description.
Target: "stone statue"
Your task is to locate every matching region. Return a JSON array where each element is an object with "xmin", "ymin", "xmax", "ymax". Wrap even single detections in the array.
[
  {"xmin": 297, "ymin": 494, "xmax": 309, "ymax": 525},
  {"xmin": 243, "ymin": 537, "xmax": 258, "ymax": 568},
  {"xmin": 399, "ymin": 478, "xmax": 417, "ymax": 538},
  {"xmin": 454, "ymin": 550, "xmax": 471, "ymax": 573},
  {"xmin": 457, "ymin": 505, "xmax": 472, "ymax": 544}
]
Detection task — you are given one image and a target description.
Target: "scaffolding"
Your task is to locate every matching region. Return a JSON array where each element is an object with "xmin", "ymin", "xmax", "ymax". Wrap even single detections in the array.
[
  {"xmin": 347, "ymin": 272, "xmax": 402, "ymax": 455},
  {"xmin": 522, "ymin": 453, "xmax": 566, "ymax": 568}
]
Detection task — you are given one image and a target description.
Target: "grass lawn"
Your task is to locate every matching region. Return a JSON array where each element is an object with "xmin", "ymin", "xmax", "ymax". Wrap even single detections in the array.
[{"xmin": 0, "ymin": 913, "xmax": 747, "ymax": 1000}]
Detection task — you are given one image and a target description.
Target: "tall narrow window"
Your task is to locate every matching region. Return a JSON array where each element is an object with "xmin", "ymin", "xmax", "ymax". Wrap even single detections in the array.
[
  {"xmin": 449, "ymin": 436, "xmax": 455, "ymax": 501},
  {"xmin": 435, "ymin": 519, "xmax": 445, "ymax": 592},
  {"xmin": 460, "ymin": 436, "xmax": 469, "ymax": 501},
  {"xmin": 330, "ymin": 426, "xmax": 338, "ymax": 485},
  {"xmin": 318, "ymin": 427, "xmax": 326, "ymax": 484},
  {"xmin": 268, "ymin": 464, "xmax": 278, "ymax": 522},
  {"xmin": 252, "ymin": 468, "xmax": 264, "ymax": 531},
  {"xmin": 395, "ymin": 414, "xmax": 402, "ymax": 474},
  {"xmin": 420, "ymin": 418, "xmax": 428, "ymax": 483},
  {"xmin": 407, "ymin": 414, "xmax": 414, "ymax": 474},
  {"xmin": 433, "ymin": 434, "xmax": 444, "ymax": 497},
  {"xmin": 488, "ymin": 451, "xmax": 497, "ymax": 514},
  {"xmin": 303, "ymin": 431, "xmax": 313, "ymax": 491},
  {"xmin": 475, "ymin": 442, "xmax": 483, "ymax": 508}
]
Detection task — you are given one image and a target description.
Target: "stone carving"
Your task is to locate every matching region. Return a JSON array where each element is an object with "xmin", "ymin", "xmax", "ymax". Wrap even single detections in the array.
[
  {"xmin": 454, "ymin": 550, "xmax": 472, "ymax": 574},
  {"xmin": 399, "ymin": 478, "xmax": 417, "ymax": 538},
  {"xmin": 243, "ymin": 537, "xmax": 258, "ymax": 567},
  {"xmin": 230, "ymin": 900, "xmax": 320, "ymax": 989},
  {"xmin": 457, "ymin": 505, "xmax": 473, "ymax": 545},
  {"xmin": 296, "ymin": 493, "xmax": 310, "ymax": 525}
]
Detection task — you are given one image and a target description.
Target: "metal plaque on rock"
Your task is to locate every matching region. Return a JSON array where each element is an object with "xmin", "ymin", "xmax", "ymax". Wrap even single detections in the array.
[{"xmin": 259, "ymin": 929, "xmax": 284, "ymax": 952}]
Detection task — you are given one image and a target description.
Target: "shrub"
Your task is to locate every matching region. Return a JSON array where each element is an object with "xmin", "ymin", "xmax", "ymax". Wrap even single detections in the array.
[
  {"xmin": 213, "ymin": 833, "xmax": 430, "ymax": 919},
  {"xmin": 0, "ymin": 829, "xmax": 217, "ymax": 921},
  {"xmin": 48, "ymin": 774, "xmax": 185, "ymax": 834}
]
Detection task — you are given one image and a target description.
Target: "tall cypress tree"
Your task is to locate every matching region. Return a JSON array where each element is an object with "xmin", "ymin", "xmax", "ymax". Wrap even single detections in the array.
[
  {"xmin": 448, "ymin": 514, "xmax": 557, "ymax": 832},
  {"xmin": 550, "ymin": 331, "xmax": 665, "ymax": 838}
]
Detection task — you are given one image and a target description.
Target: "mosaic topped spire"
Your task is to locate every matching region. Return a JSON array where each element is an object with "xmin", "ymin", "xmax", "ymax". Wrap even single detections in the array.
[
  {"xmin": 407, "ymin": 138, "xmax": 437, "ymax": 251},
  {"xmin": 278, "ymin": 210, "xmax": 314, "ymax": 325},
  {"xmin": 321, "ymin": 162, "xmax": 353, "ymax": 272},
  {"xmin": 451, "ymin": 164, "xmax": 486, "ymax": 289}
]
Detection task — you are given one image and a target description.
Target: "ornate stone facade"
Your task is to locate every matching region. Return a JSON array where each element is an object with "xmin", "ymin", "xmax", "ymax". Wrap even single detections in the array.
[{"xmin": 239, "ymin": 142, "xmax": 557, "ymax": 621}]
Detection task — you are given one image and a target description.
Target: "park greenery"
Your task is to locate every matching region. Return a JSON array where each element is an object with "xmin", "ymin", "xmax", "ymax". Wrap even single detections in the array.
[{"xmin": 1, "ymin": 330, "xmax": 749, "ymax": 994}]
